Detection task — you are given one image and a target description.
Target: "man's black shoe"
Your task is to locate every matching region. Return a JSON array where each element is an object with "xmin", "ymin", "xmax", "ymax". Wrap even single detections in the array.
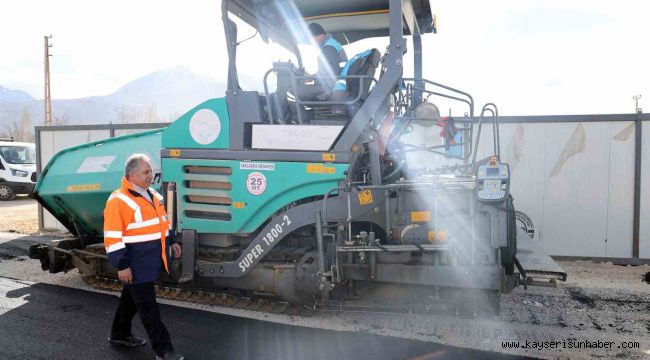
[
  {"xmin": 156, "ymin": 350, "xmax": 185, "ymax": 360},
  {"xmin": 108, "ymin": 335, "xmax": 147, "ymax": 347}
]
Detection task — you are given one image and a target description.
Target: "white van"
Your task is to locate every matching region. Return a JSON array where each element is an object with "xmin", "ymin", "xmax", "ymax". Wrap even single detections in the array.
[{"xmin": 0, "ymin": 140, "xmax": 37, "ymax": 200}]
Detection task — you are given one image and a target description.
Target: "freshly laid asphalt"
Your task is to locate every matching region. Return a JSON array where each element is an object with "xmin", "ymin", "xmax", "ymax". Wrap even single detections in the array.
[
  {"xmin": 0, "ymin": 279, "xmax": 528, "ymax": 360},
  {"xmin": 0, "ymin": 233, "xmax": 531, "ymax": 360}
]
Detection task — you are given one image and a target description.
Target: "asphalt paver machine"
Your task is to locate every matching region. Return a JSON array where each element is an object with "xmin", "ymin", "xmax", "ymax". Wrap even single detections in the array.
[{"xmin": 30, "ymin": 0, "xmax": 566, "ymax": 315}]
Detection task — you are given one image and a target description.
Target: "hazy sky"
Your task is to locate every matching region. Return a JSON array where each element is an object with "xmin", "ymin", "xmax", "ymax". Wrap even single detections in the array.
[{"xmin": 1, "ymin": 0, "xmax": 649, "ymax": 115}]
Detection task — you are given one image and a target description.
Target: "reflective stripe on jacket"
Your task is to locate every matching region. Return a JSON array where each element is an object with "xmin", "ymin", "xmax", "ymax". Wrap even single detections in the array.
[
  {"xmin": 322, "ymin": 36, "xmax": 346, "ymax": 65},
  {"xmin": 103, "ymin": 177, "xmax": 170, "ymax": 284}
]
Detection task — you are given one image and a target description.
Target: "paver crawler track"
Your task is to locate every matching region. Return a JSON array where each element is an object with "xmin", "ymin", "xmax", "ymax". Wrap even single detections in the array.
[{"xmin": 82, "ymin": 275, "xmax": 315, "ymax": 316}]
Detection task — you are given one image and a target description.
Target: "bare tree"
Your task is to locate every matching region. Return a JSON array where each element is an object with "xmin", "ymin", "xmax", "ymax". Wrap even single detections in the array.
[
  {"xmin": 20, "ymin": 107, "xmax": 33, "ymax": 142},
  {"xmin": 3, "ymin": 119, "xmax": 20, "ymax": 141},
  {"xmin": 143, "ymin": 103, "xmax": 158, "ymax": 123},
  {"xmin": 4, "ymin": 107, "xmax": 33, "ymax": 142},
  {"xmin": 117, "ymin": 104, "xmax": 142, "ymax": 124},
  {"xmin": 53, "ymin": 113, "xmax": 70, "ymax": 126},
  {"xmin": 166, "ymin": 112, "xmax": 181, "ymax": 123}
]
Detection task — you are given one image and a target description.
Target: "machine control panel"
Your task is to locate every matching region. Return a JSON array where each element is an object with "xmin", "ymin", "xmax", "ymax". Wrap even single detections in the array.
[{"xmin": 475, "ymin": 159, "xmax": 510, "ymax": 202}]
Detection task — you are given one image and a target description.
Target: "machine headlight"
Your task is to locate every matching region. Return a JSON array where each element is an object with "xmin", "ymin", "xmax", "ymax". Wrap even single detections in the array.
[{"xmin": 11, "ymin": 169, "xmax": 28, "ymax": 177}]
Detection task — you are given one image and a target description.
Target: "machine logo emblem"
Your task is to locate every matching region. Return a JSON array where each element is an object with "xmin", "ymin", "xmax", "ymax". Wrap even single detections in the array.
[
  {"xmin": 246, "ymin": 172, "xmax": 267, "ymax": 195},
  {"xmin": 189, "ymin": 108, "xmax": 221, "ymax": 145}
]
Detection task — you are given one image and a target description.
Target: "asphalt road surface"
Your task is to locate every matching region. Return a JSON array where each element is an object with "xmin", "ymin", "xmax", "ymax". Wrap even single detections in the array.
[
  {"xmin": 3, "ymin": 233, "xmax": 650, "ymax": 359},
  {"xmin": 0, "ymin": 276, "xmax": 526, "ymax": 360}
]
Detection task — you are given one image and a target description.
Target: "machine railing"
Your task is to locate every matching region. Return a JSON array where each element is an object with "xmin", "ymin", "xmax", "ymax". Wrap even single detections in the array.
[
  {"xmin": 386, "ymin": 78, "xmax": 476, "ymax": 163},
  {"xmin": 471, "ymin": 103, "xmax": 500, "ymax": 168},
  {"xmin": 402, "ymin": 78, "xmax": 475, "ymax": 118},
  {"xmin": 393, "ymin": 114, "xmax": 474, "ymax": 161},
  {"xmin": 263, "ymin": 65, "xmax": 377, "ymax": 124}
]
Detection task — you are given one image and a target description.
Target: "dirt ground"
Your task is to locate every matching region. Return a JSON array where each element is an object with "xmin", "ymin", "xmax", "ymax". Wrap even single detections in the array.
[
  {"xmin": 0, "ymin": 197, "xmax": 39, "ymax": 235},
  {"xmin": 497, "ymin": 260, "xmax": 650, "ymax": 359}
]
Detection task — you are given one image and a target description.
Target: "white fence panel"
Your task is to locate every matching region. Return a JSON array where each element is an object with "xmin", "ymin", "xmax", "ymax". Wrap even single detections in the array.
[
  {"xmin": 605, "ymin": 122, "xmax": 635, "ymax": 258},
  {"xmin": 470, "ymin": 118, "xmax": 640, "ymax": 258},
  {"xmin": 640, "ymin": 121, "xmax": 650, "ymax": 258}
]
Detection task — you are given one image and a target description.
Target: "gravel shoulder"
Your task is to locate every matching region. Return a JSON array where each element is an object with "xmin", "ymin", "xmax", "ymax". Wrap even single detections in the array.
[{"xmin": 0, "ymin": 197, "xmax": 39, "ymax": 235}]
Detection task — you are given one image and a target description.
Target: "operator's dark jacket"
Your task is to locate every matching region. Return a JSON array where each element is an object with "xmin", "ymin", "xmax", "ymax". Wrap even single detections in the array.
[{"xmin": 316, "ymin": 34, "xmax": 348, "ymax": 88}]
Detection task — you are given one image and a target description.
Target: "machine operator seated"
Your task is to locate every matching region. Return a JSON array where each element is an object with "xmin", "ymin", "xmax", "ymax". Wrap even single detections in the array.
[
  {"xmin": 297, "ymin": 23, "xmax": 348, "ymax": 102},
  {"xmin": 266, "ymin": 22, "xmax": 346, "ymax": 123},
  {"xmin": 268, "ymin": 23, "xmax": 380, "ymax": 123}
]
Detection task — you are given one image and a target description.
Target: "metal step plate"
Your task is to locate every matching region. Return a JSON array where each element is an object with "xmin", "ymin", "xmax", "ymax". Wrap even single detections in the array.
[{"xmin": 515, "ymin": 237, "xmax": 567, "ymax": 282}]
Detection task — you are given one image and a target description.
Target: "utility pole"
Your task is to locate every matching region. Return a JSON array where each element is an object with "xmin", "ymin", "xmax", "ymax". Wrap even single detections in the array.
[
  {"xmin": 633, "ymin": 94, "xmax": 642, "ymax": 114},
  {"xmin": 44, "ymin": 35, "xmax": 53, "ymax": 126}
]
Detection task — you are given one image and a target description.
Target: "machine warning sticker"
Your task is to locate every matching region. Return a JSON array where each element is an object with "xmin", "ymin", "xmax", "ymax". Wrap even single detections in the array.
[
  {"xmin": 246, "ymin": 172, "xmax": 267, "ymax": 195},
  {"xmin": 322, "ymin": 153, "xmax": 336, "ymax": 162},
  {"xmin": 428, "ymin": 230, "xmax": 448, "ymax": 242},
  {"xmin": 189, "ymin": 108, "xmax": 221, "ymax": 145},
  {"xmin": 358, "ymin": 190, "xmax": 373, "ymax": 205},
  {"xmin": 76, "ymin": 156, "xmax": 116, "ymax": 173},
  {"xmin": 67, "ymin": 184, "xmax": 101, "ymax": 192},
  {"xmin": 411, "ymin": 211, "xmax": 431, "ymax": 222},
  {"xmin": 239, "ymin": 162, "xmax": 275, "ymax": 171},
  {"xmin": 169, "ymin": 149, "xmax": 181, "ymax": 157},
  {"xmin": 306, "ymin": 163, "xmax": 336, "ymax": 174}
]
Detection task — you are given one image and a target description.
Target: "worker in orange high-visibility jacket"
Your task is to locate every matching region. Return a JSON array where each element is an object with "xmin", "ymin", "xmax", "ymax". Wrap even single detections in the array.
[{"xmin": 104, "ymin": 153, "xmax": 184, "ymax": 360}]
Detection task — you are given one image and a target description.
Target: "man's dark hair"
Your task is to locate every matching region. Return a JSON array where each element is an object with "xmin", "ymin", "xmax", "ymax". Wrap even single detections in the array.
[{"xmin": 308, "ymin": 23, "xmax": 326, "ymax": 36}]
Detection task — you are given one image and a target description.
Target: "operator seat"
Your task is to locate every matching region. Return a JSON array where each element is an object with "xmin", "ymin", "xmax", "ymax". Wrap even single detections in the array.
[{"xmin": 313, "ymin": 48, "xmax": 381, "ymax": 121}]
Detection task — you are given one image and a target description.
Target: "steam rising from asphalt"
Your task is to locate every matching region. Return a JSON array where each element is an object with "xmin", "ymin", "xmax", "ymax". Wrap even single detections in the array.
[{"xmin": 401, "ymin": 122, "xmax": 475, "ymax": 258}]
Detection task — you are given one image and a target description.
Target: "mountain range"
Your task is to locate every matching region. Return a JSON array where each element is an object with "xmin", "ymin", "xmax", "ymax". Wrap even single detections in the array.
[
  {"xmin": 0, "ymin": 66, "xmax": 228, "ymax": 127},
  {"xmin": 0, "ymin": 86, "xmax": 34, "ymax": 102}
]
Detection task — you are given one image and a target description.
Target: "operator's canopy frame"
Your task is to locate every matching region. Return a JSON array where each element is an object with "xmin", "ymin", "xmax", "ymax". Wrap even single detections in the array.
[
  {"xmin": 222, "ymin": 0, "xmax": 435, "ymax": 99},
  {"xmin": 226, "ymin": 0, "xmax": 434, "ymax": 48}
]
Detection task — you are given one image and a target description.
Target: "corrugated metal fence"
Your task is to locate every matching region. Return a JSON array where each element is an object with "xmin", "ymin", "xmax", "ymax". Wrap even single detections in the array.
[{"xmin": 473, "ymin": 113, "xmax": 649, "ymax": 262}]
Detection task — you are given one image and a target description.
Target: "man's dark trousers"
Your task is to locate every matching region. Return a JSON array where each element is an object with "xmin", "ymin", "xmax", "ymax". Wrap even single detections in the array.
[{"xmin": 111, "ymin": 282, "xmax": 173, "ymax": 356}]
